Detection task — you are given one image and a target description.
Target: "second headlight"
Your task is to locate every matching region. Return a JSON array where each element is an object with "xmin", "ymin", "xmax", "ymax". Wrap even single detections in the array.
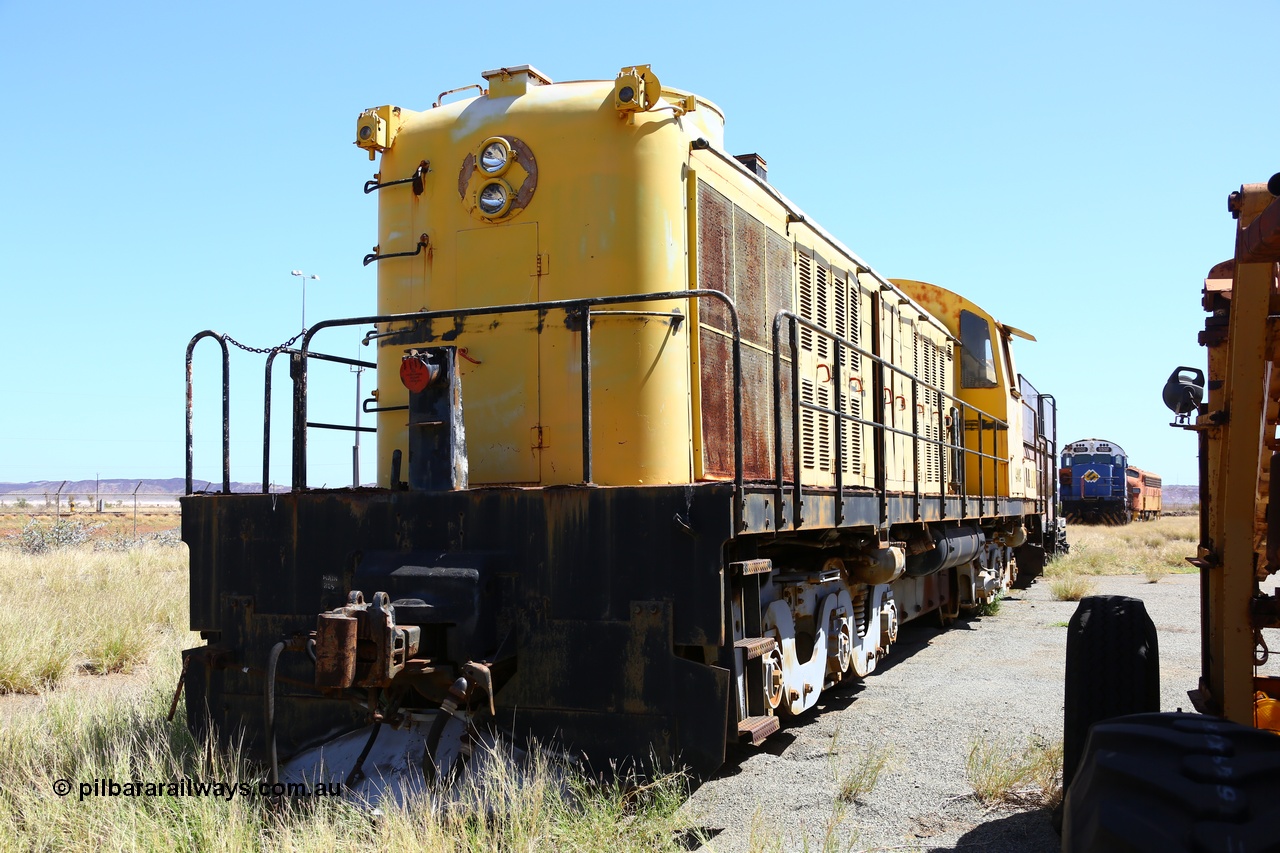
[{"xmin": 477, "ymin": 179, "xmax": 513, "ymax": 217}]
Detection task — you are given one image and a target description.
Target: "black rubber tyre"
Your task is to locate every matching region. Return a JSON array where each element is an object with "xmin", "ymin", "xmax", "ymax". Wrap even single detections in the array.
[
  {"xmin": 1062, "ymin": 712, "xmax": 1280, "ymax": 852},
  {"xmin": 1062, "ymin": 595, "xmax": 1160, "ymax": 796}
]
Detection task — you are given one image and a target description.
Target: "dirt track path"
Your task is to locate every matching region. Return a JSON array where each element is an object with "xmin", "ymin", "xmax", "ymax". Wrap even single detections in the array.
[{"xmin": 683, "ymin": 574, "xmax": 1200, "ymax": 852}]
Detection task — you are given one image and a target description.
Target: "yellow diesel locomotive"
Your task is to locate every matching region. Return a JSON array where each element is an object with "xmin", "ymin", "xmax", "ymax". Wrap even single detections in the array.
[{"xmin": 182, "ymin": 64, "xmax": 1062, "ymax": 779}]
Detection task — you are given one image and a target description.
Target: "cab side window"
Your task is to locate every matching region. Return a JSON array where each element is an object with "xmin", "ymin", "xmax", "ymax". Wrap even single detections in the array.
[{"xmin": 960, "ymin": 310, "xmax": 997, "ymax": 389}]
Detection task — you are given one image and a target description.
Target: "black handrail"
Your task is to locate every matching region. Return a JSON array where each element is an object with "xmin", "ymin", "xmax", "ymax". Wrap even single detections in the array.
[
  {"xmin": 185, "ymin": 331, "xmax": 231, "ymax": 496},
  {"xmin": 771, "ymin": 310, "xmax": 1009, "ymax": 531},
  {"xmin": 294, "ymin": 290, "xmax": 746, "ymax": 530},
  {"xmin": 263, "ymin": 348, "xmax": 376, "ymax": 493}
]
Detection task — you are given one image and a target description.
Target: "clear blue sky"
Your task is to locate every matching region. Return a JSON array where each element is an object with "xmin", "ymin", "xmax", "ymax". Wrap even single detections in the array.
[{"xmin": 2, "ymin": 1, "xmax": 1275, "ymax": 488}]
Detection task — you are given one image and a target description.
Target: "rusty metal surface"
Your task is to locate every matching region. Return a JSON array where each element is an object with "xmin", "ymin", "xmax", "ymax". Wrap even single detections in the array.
[
  {"xmin": 1189, "ymin": 179, "xmax": 1280, "ymax": 723},
  {"xmin": 314, "ymin": 612, "xmax": 357, "ymax": 689},
  {"xmin": 702, "ymin": 336, "xmax": 789, "ymax": 483},
  {"xmin": 740, "ymin": 489, "xmax": 1024, "ymax": 534},
  {"xmin": 700, "ymin": 333, "xmax": 735, "ymax": 478},
  {"xmin": 1215, "ymin": 183, "xmax": 1280, "ymax": 722},
  {"xmin": 734, "ymin": 636, "xmax": 777, "ymax": 660},
  {"xmin": 766, "ymin": 229, "xmax": 793, "ymax": 343},
  {"xmin": 730, "ymin": 558, "xmax": 773, "ymax": 576},
  {"xmin": 1237, "ymin": 191, "xmax": 1280, "ymax": 264},
  {"xmin": 181, "ymin": 483, "xmax": 736, "ymax": 775},
  {"xmin": 457, "ymin": 152, "xmax": 474, "ymax": 198},
  {"xmin": 741, "ymin": 346, "xmax": 778, "ymax": 481},
  {"xmin": 509, "ymin": 137, "xmax": 539, "ymax": 213},
  {"xmin": 696, "ymin": 180, "xmax": 734, "ymax": 332},
  {"xmin": 734, "ymin": 207, "xmax": 768, "ymax": 345},
  {"xmin": 737, "ymin": 714, "xmax": 780, "ymax": 745}
]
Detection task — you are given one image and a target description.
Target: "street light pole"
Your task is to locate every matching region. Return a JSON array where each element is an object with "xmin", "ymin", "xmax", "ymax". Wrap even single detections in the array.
[{"xmin": 289, "ymin": 269, "xmax": 320, "ymax": 332}]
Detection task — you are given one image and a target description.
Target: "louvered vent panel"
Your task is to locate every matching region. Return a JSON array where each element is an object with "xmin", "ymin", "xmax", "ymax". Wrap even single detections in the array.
[
  {"xmin": 817, "ymin": 382, "xmax": 832, "ymax": 472},
  {"xmin": 834, "ymin": 273, "xmax": 847, "ymax": 342},
  {"xmin": 801, "ymin": 379, "xmax": 817, "ymax": 469},
  {"xmin": 840, "ymin": 276, "xmax": 863, "ymax": 476},
  {"xmin": 920, "ymin": 336, "xmax": 941, "ymax": 483},
  {"xmin": 815, "ymin": 262, "xmax": 830, "ymax": 360},
  {"xmin": 798, "ymin": 252, "xmax": 814, "ymax": 353},
  {"xmin": 849, "ymin": 275, "xmax": 861, "ymax": 347}
]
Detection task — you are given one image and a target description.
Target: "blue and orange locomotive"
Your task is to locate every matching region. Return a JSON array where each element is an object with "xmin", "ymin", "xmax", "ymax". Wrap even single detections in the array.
[{"xmin": 1059, "ymin": 438, "xmax": 1161, "ymax": 524}]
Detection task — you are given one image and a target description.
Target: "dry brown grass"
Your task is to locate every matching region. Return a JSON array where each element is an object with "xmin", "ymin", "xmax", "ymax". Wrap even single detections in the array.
[
  {"xmin": 1050, "ymin": 516, "xmax": 1196, "ymax": 583},
  {"xmin": 0, "ymin": 538, "xmax": 705, "ymax": 852},
  {"xmin": 1048, "ymin": 574, "xmax": 1097, "ymax": 602},
  {"xmin": 0, "ymin": 542, "xmax": 188, "ymax": 693},
  {"xmin": 0, "ymin": 509, "xmax": 181, "ymax": 542},
  {"xmin": 834, "ymin": 740, "xmax": 892, "ymax": 804},
  {"xmin": 964, "ymin": 733, "xmax": 1063, "ymax": 806}
]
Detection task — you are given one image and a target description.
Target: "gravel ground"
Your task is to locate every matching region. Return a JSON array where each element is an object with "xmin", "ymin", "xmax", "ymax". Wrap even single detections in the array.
[{"xmin": 681, "ymin": 573, "xmax": 1202, "ymax": 852}]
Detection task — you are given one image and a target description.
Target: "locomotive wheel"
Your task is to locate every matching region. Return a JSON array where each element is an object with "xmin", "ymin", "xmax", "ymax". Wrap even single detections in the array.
[
  {"xmin": 1062, "ymin": 596, "xmax": 1160, "ymax": 802},
  {"xmin": 762, "ymin": 645, "xmax": 784, "ymax": 709},
  {"xmin": 1062, "ymin": 712, "xmax": 1280, "ymax": 852}
]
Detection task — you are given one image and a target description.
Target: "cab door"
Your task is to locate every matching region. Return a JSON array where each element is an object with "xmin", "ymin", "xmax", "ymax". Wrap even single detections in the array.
[{"xmin": 454, "ymin": 222, "xmax": 541, "ymax": 484}]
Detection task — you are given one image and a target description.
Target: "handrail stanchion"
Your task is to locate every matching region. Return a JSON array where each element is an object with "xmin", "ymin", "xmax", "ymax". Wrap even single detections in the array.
[
  {"xmin": 834, "ymin": 341, "xmax": 844, "ymax": 526},
  {"xmin": 581, "ymin": 306, "xmax": 593, "ymax": 484},
  {"xmin": 911, "ymin": 377, "xmax": 920, "ymax": 520},
  {"xmin": 185, "ymin": 330, "xmax": 231, "ymax": 496},
  {"xmin": 977, "ymin": 412, "xmax": 985, "ymax": 517},
  {"xmin": 772, "ymin": 313, "xmax": 787, "ymax": 531},
  {"xmin": 938, "ymin": 399, "xmax": 947, "ymax": 518},
  {"xmin": 291, "ymin": 350, "xmax": 307, "ymax": 490},
  {"xmin": 791, "ymin": 316, "xmax": 803, "ymax": 529}
]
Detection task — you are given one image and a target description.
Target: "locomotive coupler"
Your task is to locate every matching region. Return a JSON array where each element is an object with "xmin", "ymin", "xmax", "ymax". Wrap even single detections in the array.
[{"xmin": 313, "ymin": 590, "xmax": 421, "ymax": 691}]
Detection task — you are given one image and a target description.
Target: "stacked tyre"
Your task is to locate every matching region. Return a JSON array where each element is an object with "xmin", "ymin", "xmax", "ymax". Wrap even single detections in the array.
[{"xmin": 1060, "ymin": 595, "xmax": 1280, "ymax": 851}]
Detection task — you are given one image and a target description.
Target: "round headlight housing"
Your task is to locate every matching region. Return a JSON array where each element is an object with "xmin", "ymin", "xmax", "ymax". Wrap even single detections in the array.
[
  {"xmin": 478, "ymin": 137, "xmax": 513, "ymax": 176},
  {"xmin": 477, "ymin": 179, "xmax": 513, "ymax": 217}
]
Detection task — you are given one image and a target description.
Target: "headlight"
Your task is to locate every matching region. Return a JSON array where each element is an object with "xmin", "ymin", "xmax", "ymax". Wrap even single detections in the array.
[
  {"xmin": 478, "ymin": 137, "xmax": 512, "ymax": 175},
  {"xmin": 477, "ymin": 180, "xmax": 512, "ymax": 216},
  {"xmin": 460, "ymin": 134, "xmax": 534, "ymax": 221}
]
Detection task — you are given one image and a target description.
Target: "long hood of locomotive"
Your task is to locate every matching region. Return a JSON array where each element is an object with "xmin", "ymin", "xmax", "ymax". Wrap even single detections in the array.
[{"xmin": 368, "ymin": 81, "xmax": 722, "ymax": 489}]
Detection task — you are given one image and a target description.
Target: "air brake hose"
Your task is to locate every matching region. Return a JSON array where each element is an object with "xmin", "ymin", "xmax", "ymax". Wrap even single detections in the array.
[
  {"xmin": 346, "ymin": 689, "xmax": 405, "ymax": 789},
  {"xmin": 425, "ymin": 676, "xmax": 471, "ymax": 781},
  {"xmin": 265, "ymin": 641, "xmax": 286, "ymax": 787}
]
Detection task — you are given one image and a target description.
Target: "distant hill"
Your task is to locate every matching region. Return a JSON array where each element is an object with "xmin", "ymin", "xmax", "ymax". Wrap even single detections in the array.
[{"xmin": 1162, "ymin": 483, "xmax": 1198, "ymax": 508}]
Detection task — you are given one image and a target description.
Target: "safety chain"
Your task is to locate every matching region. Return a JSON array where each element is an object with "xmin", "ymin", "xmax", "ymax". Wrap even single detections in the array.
[
  {"xmin": 1255, "ymin": 629, "xmax": 1271, "ymax": 667},
  {"xmin": 223, "ymin": 329, "xmax": 308, "ymax": 355}
]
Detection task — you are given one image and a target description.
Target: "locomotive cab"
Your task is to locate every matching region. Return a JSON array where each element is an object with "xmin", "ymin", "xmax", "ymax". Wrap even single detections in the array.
[{"xmin": 892, "ymin": 279, "xmax": 1043, "ymax": 504}]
